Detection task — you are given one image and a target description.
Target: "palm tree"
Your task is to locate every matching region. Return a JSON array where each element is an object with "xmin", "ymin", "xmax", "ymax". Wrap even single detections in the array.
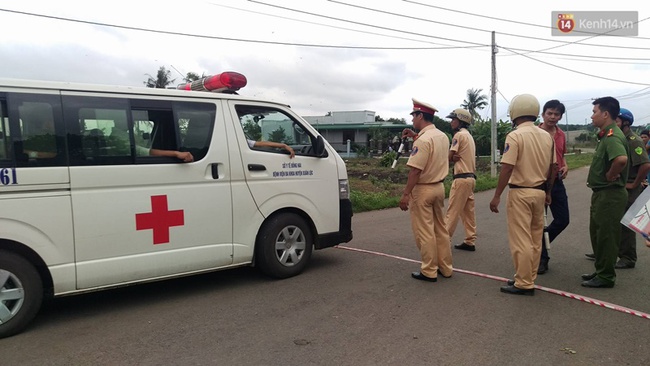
[
  {"xmin": 461, "ymin": 88, "xmax": 489, "ymax": 121},
  {"xmin": 144, "ymin": 66, "xmax": 175, "ymax": 88}
]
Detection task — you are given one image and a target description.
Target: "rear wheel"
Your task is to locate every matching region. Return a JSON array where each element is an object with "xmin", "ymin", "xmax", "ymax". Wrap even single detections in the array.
[
  {"xmin": 255, "ymin": 213, "xmax": 313, "ymax": 278},
  {"xmin": 0, "ymin": 250, "xmax": 43, "ymax": 339}
]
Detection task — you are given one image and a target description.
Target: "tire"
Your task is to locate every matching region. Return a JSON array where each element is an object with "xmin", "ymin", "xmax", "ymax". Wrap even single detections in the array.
[
  {"xmin": 0, "ymin": 250, "xmax": 43, "ymax": 339},
  {"xmin": 255, "ymin": 213, "xmax": 313, "ymax": 279}
]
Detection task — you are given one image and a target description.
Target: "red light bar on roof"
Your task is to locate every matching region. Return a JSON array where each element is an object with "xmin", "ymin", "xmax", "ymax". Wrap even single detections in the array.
[{"xmin": 177, "ymin": 72, "xmax": 247, "ymax": 93}]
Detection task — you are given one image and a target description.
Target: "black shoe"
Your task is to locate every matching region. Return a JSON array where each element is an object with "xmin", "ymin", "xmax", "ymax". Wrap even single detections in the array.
[
  {"xmin": 585, "ymin": 253, "xmax": 595, "ymax": 260},
  {"xmin": 615, "ymin": 260, "xmax": 635, "ymax": 269},
  {"xmin": 411, "ymin": 272, "xmax": 437, "ymax": 282},
  {"xmin": 437, "ymin": 269, "xmax": 452, "ymax": 278},
  {"xmin": 506, "ymin": 279, "xmax": 515, "ymax": 286},
  {"xmin": 581, "ymin": 272, "xmax": 597, "ymax": 281},
  {"xmin": 581, "ymin": 277, "xmax": 614, "ymax": 288},
  {"xmin": 538, "ymin": 261, "xmax": 548, "ymax": 275},
  {"xmin": 454, "ymin": 243, "xmax": 476, "ymax": 252},
  {"xmin": 500, "ymin": 285, "xmax": 534, "ymax": 296}
]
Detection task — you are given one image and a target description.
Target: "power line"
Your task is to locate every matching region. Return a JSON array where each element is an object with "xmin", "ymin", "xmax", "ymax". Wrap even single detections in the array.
[
  {"xmin": 402, "ymin": 0, "xmax": 650, "ymax": 41},
  {"xmin": 248, "ymin": 0, "xmax": 489, "ymax": 47},
  {"xmin": 208, "ymin": 1, "xmax": 463, "ymax": 48},
  {"xmin": 0, "ymin": 7, "xmax": 481, "ymax": 51},
  {"xmin": 499, "ymin": 46, "xmax": 650, "ymax": 86},
  {"xmin": 328, "ymin": 0, "xmax": 650, "ymax": 51}
]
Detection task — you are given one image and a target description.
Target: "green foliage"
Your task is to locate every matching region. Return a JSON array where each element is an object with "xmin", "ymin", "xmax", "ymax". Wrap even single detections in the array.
[
  {"xmin": 353, "ymin": 144, "xmax": 369, "ymax": 157},
  {"xmin": 144, "ymin": 66, "xmax": 175, "ymax": 88},
  {"xmin": 242, "ymin": 120, "xmax": 262, "ymax": 141},
  {"xmin": 350, "ymin": 190, "xmax": 400, "ymax": 213},
  {"xmin": 565, "ymin": 151, "xmax": 593, "ymax": 170},
  {"xmin": 379, "ymin": 151, "xmax": 397, "ymax": 167},
  {"xmin": 346, "ymin": 153, "xmax": 593, "ymax": 213},
  {"xmin": 433, "ymin": 116, "xmax": 452, "ymax": 136},
  {"xmin": 268, "ymin": 126, "xmax": 293, "ymax": 144},
  {"xmin": 184, "ymin": 72, "xmax": 207, "ymax": 83},
  {"xmin": 387, "ymin": 117, "xmax": 406, "ymax": 124},
  {"xmin": 471, "ymin": 119, "xmax": 512, "ymax": 156},
  {"xmin": 575, "ymin": 132, "xmax": 594, "ymax": 142},
  {"xmin": 462, "ymin": 88, "xmax": 489, "ymax": 121}
]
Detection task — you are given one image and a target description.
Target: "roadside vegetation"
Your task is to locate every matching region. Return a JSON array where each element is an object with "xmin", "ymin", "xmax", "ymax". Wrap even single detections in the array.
[{"xmin": 347, "ymin": 152, "xmax": 594, "ymax": 213}]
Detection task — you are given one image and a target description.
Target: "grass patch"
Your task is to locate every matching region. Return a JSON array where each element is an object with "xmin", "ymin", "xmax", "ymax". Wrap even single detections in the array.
[{"xmin": 347, "ymin": 153, "xmax": 593, "ymax": 213}]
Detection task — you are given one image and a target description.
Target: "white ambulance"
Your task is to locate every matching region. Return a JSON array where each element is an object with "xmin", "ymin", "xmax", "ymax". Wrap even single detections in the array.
[{"xmin": 0, "ymin": 72, "xmax": 353, "ymax": 338}]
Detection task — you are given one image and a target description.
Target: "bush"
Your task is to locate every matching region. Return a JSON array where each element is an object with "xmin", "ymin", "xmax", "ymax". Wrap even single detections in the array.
[{"xmin": 379, "ymin": 151, "xmax": 397, "ymax": 167}]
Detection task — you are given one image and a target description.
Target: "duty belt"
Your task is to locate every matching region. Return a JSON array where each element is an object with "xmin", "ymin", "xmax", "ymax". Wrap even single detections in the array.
[
  {"xmin": 508, "ymin": 183, "xmax": 546, "ymax": 191},
  {"xmin": 417, "ymin": 179, "xmax": 446, "ymax": 185},
  {"xmin": 453, "ymin": 173, "xmax": 476, "ymax": 179}
]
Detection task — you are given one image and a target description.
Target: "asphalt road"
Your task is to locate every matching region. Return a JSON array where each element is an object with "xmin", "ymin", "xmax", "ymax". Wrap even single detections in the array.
[{"xmin": 1, "ymin": 166, "xmax": 649, "ymax": 365}]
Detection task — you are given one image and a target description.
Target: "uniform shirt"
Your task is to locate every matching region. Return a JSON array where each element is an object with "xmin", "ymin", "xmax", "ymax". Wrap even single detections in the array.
[
  {"xmin": 539, "ymin": 123, "xmax": 566, "ymax": 172},
  {"xmin": 587, "ymin": 123, "xmax": 628, "ymax": 189},
  {"xmin": 623, "ymin": 129, "xmax": 649, "ymax": 183},
  {"xmin": 450, "ymin": 128, "xmax": 476, "ymax": 175},
  {"xmin": 500, "ymin": 121, "xmax": 555, "ymax": 187},
  {"xmin": 407, "ymin": 124, "xmax": 449, "ymax": 183}
]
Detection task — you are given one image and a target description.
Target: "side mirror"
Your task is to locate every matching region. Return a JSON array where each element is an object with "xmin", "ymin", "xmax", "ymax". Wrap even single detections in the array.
[{"xmin": 314, "ymin": 135, "xmax": 326, "ymax": 157}]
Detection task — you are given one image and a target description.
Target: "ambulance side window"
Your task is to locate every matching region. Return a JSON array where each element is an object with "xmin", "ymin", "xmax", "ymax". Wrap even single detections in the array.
[
  {"xmin": 176, "ymin": 101, "xmax": 215, "ymax": 161},
  {"xmin": 0, "ymin": 99, "xmax": 9, "ymax": 164},
  {"xmin": 10, "ymin": 94, "xmax": 66, "ymax": 167},
  {"xmin": 235, "ymin": 105, "xmax": 319, "ymax": 157},
  {"xmin": 65, "ymin": 96, "xmax": 214, "ymax": 165},
  {"xmin": 64, "ymin": 96, "xmax": 133, "ymax": 165}
]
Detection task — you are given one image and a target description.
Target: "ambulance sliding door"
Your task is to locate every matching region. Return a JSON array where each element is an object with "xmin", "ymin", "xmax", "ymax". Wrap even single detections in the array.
[
  {"xmin": 64, "ymin": 95, "xmax": 233, "ymax": 289},
  {"xmin": 0, "ymin": 93, "xmax": 75, "ymax": 289}
]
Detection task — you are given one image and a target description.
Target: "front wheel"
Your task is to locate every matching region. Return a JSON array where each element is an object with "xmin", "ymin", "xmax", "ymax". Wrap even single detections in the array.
[
  {"xmin": 0, "ymin": 250, "xmax": 43, "ymax": 339},
  {"xmin": 255, "ymin": 213, "xmax": 313, "ymax": 279}
]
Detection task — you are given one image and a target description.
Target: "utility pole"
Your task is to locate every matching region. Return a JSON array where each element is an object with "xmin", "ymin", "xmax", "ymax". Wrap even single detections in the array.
[{"xmin": 490, "ymin": 31, "xmax": 498, "ymax": 177}]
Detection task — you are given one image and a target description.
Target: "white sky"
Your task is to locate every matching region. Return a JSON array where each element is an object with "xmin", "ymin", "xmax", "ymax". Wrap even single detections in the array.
[{"xmin": 0, "ymin": 0, "xmax": 649, "ymax": 126}]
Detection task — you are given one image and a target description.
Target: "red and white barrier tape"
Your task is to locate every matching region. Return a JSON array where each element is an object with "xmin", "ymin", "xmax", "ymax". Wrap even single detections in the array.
[{"xmin": 335, "ymin": 245, "xmax": 650, "ymax": 320}]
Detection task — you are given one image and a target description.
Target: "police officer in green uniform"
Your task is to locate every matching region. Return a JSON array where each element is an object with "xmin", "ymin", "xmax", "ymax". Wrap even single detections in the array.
[
  {"xmin": 583, "ymin": 97, "xmax": 628, "ymax": 288},
  {"xmin": 615, "ymin": 108, "xmax": 650, "ymax": 269}
]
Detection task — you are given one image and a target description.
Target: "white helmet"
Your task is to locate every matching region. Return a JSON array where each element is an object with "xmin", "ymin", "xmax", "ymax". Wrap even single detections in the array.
[
  {"xmin": 446, "ymin": 108, "xmax": 472, "ymax": 124},
  {"xmin": 509, "ymin": 94, "xmax": 540, "ymax": 121}
]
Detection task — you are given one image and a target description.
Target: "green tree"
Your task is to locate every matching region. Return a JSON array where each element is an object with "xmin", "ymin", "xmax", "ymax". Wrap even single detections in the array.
[
  {"xmin": 269, "ymin": 126, "xmax": 292, "ymax": 144},
  {"xmin": 461, "ymin": 88, "xmax": 489, "ymax": 121},
  {"xmin": 387, "ymin": 117, "xmax": 406, "ymax": 124},
  {"xmin": 242, "ymin": 119, "xmax": 262, "ymax": 141},
  {"xmin": 144, "ymin": 66, "xmax": 175, "ymax": 88},
  {"xmin": 184, "ymin": 72, "xmax": 207, "ymax": 83},
  {"xmin": 470, "ymin": 119, "xmax": 512, "ymax": 156}
]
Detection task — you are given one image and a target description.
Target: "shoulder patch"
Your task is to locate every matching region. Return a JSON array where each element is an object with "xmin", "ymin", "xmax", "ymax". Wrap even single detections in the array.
[
  {"xmin": 452, "ymin": 139, "xmax": 458, "ymax": 147},
  {"xmin": 503, "ymin": 143, "xmax": 510, "ymax": 154},
  {"xmin": 410, "ymin": 146, "xmax": 419, "ymax": 156},
  {"xmin": 636, "ymin": 146, "xmax": 644, "ymax": 155}
]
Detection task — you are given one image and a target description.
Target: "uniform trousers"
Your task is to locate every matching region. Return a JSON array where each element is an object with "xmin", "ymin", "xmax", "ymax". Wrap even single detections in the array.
[
  {"xmin": 619, "ymin": 185, "xmax": 642, "ymax": 264},
  {"xmin": 445, "ymin": 177, "xmax": 477, "ymax": 245},
  {"xmin": 409, "ymin": 183, "xmax": 452, "ymax": 278},
  {"xmin": 540, "ymin": 177, "xmax": 570, "ymax": 263},
  {"xmin": 590, "ymin": 187, "xmax": 627, "ymax": 284},
  {"xmin": 507, "ymin": 188, "xmax": 546, "ymax": 290}
]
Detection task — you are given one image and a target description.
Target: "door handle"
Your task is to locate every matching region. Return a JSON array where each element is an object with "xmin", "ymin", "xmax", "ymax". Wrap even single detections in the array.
[
  {"xmin": 211, "ymin": 164, "xmax": 219, "ymax": 179},
  {"xmin": 248, "ymin": 164, "xmax": 266, "ymax": 171}
]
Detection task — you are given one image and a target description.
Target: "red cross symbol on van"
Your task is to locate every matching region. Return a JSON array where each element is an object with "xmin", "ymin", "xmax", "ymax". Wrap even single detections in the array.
[{"xmin": 136, "ymin": 195, "xmax": 184, "ymax": 244}]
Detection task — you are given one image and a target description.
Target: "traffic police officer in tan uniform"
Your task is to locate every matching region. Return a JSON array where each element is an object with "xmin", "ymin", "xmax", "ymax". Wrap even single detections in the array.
[
  {"xmin": 400, "ymin": 98, "xmax": 452, "ymax": 282},
  {"xmin": 445, "ymin": 108, "xmax": 478, "ymax": 252},
  {"xmin": 489, "ymin": 94, "xmax": 557, "ymax": 295}
]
